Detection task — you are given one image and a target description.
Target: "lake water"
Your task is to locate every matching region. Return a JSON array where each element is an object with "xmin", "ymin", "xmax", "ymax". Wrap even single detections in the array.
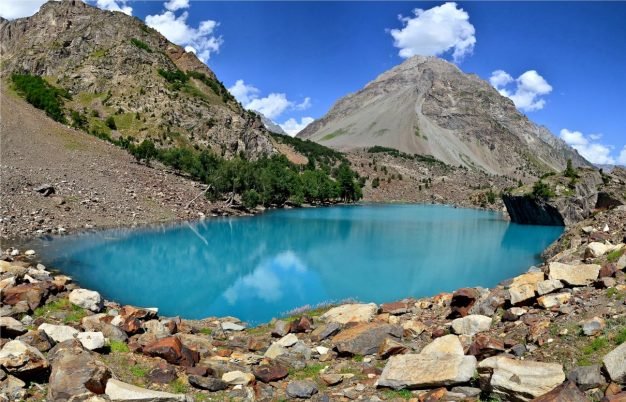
[{"xmin": 30, "ymin": 204, "xmax": 563, "ymax": 324}]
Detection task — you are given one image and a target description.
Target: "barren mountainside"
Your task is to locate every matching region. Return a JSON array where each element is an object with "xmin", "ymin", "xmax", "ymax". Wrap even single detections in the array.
[
  {"xmin": 299, "ymin": 56, "xmax": 590, "ymax": 176},
  {"xmin": 0, "ymin": 0, "xmax": 274, "ymax": 158}
]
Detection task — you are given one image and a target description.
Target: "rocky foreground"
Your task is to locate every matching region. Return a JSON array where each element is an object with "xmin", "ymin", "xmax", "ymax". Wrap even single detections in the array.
[{"xmin": 1, "ymin": 205, "xmax": 626, "ymax": 401}]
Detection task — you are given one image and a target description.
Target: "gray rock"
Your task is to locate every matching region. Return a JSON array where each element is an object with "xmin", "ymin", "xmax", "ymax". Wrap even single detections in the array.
[
  {"xmin": 38, "ymin": 323, "xmax": 79, "ymax": 343},
  {"xmin": 603, "ymin": 342, "xmax": 626, "ymax": 384},
  {"xmin": 548, "ymin": 262, "xmax": 600, "ymax": 286},
  {"xmin": 286, "ymin": 380, "xmax": 319, "ymax": 399},
  {"xmin": 567, "ymin": 365, "xmax": 606, "ymax": 391},
  {"xmin": 451, "ymin": 315, "xmax": 492, "ymax": 336},
  {"xmin": 105, "ymin": 378, "xmax": 189, "ymax": 401},
  {"xmin": 188, "ymin": 375, "xmax": 228, "ymax": 391},
  {"xmin": 69, "ymin": 289, "xmax": 103, "ymax": 312},
  {"xmin": 331, "ymin": 322, "xmax": 402, "ymax": 356},
  {"xmin": 321, "ymin": 303, "xmax": 377, "ymax": 324},
  {"xmin": 581, "ymin": 317, "xmax": 605, "ymax": 336},
  {"xmin": 0, "ymin": 340, "xmax": 49, "ymax": 381},
  {"xmin": 310, "ymin": 322, "xmax": 341, "ymax": 342},
  {"xmin": 378, "ymin": 353, "xmax": 477, "ymax": 389},
  {"xmin": 451, "ymin": 386, "xmax": 481, "ymax": 397},
  {"xmin": 0, "ymin": 317, "xmax": 27, "ymax": 338},
  {"xmin": 76, "ymin": 332, "xmax": 106, "ymax": 351},
  {"xmin": 536, "ymin": 279, "xmax": 564, "ymax": 296}
]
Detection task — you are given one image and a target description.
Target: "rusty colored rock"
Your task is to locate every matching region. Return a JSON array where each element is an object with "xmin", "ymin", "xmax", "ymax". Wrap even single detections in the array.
[
  {"xmin": 448, "ymin": 288, "xmax": 479, "ymax": 318},
  {"xmin": 291, "ymin": 316, "xmax": 313, "ymax": 333},
  {"xmin": 253, "ymin": 363, "xmax": 289, "ymax": 383},
  {"xmin": 380, "ymin": 301, "xmax": 411, "ymax": 315},
  {"xmin": 468, "ymin": 334, "xmax": 505, "ymax": 359},
  {"xmin": 143, "ymin": 336, "xmax": 199, "ymax": 367},
  {"xmin": 532, "ymin": 381, "xmax": 589, "ymax": 402}
]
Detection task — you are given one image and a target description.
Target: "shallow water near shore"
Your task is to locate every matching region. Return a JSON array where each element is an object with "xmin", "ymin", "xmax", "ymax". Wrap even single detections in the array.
[{"xmin": 29, "ymin": 204, "xmax": 563, "ymax": 324}]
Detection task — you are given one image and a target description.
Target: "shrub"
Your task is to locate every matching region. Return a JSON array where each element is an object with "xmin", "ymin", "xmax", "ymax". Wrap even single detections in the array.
[
  {"xmin": 105, "ymin": 116, "xmax": 117, "ymax": 130},
  {"xmin": 531, "ymin": 180, "xmax": 555, "ymax": 200},
  {"xmin": 372, "ymin": 177, "xmax": 380, "ymax": 188},
  {"xmin": 242, "ymin": 189, "xmax": 261, "ymax": 209},
  {"xmin": 11, "ymin": 73, "xmax": 69, "ymax": 123},
  {"xmin": 130, "ymin": 38, "xmax": 152, "ymax": 52},
  {"xmin": 157, "ymin": 68, "xmax": 188, "ymax": 84}
]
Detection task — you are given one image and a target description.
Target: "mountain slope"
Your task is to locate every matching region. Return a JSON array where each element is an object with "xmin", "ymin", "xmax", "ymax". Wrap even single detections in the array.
[
  {"xmin": 0, "ymin": 0, "xmax": 273, "ymax": 158},
  {"xmin": 299, "ymin": 56, "xmax": 590, "ymax": 176}
]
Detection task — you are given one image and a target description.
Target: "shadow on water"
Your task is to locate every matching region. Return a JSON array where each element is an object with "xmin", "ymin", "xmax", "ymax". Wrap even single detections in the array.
[{"xmin": 28, "ymin": 204, "xmax": 563, "ymax": 324}]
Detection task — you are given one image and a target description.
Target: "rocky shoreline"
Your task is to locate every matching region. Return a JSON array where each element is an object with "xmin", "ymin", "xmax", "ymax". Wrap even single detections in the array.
[{"xmin": 1, "ymin": 203, "xmax": 626, "ymax": 401}]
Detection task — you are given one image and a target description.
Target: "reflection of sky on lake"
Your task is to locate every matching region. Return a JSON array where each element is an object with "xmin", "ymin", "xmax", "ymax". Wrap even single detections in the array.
[{"xmin": 29, "ymin": 204, "xmax": 563, "ymax": 324}]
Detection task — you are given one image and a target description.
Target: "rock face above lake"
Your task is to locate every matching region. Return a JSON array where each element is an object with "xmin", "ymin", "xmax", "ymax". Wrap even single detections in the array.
[{"xmin": 298, "ymin": 55, "xmax": 589, "ymax": 176}]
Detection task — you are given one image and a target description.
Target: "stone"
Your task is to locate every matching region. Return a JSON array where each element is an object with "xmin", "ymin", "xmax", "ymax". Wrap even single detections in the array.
[
  {"xmin": 0, "ymin": 317, "xmax": 27, "ymax": 337},
  {"xmin": 17, "ymin": 330, "xmax": 53, "ymax": 352},
  {"xmin": 567, "ymin": 365, "xmax": 606, "ymax": 391},
  {"xmin": 0, "ymin": 374, "xmax": 28, "ymax": 400},
  {"xmin": 291, "ymin": 316, "xmax": 313, "ymax": 333},
  {"xmin": 321, "ymin": 373, "xmax": 344, "ymax": 386},
  {"xmin": 38, "ymin": 323, "xmax": 79, "ymax": 343},
  {"xmin": 221, "ymin": 322, "xmax": 245, "ymax": 331},
  {"xmin": 146, "ymin": 362, "xmax": 178, "ymax": 384},
  {"xmin": 531, "ymin": 381, "xmax": 589, "ymax": 402},
  {"xmin": 321, "ymin": 303, "xmax": 377, "ymax": 324},
  {"xmin": 35, "ymin": 184, "xmax": 55, "ymax": 196},
  {"xmin": 468, "ymin": 334, "xmax": 505, "ymax": 359},
  {"xmin": 1, "ymin": 283, "xmax": 49, "ymax": 311},
  {"xmin": 143, "ymin": 320, "xmax": 171, "ymax": 339},
  {"xmin": 548, "ymin": 262, "xmax": 600, "ymax": 286},
  {"xmin": 331, "ymin": 322, "xmax": 402, "ymax": 356},
  {"xmin": 253, "ymin": 363, "xmax": 289, "ymax": 383},
  {"xmin": 537, "ymin": 293, "xmax": 572, "ymax": 309},
  {"xmin": 0, "ymin": 340, "xmax": 49, "ymax": 381},
  {"xmin": 451, "ymin": 386, "xmax": 481, "ymax": 398},
  {"xmin": 272, "ymin": 320, "xmax": 291, "ymax": 337},
  {"xmin": 310, "ymin": 322, "xmax": 341, "ymax": 342},
  {"xmin": 276, "ymin": 333, "xmax": 299, "ymax": 347},
  {"xmin": 451, "ymin": 315, "xmax": 492, "ymax": 336},
  {"xmin": 68, "ymin": 289, "xmax": 103, "ymax": 312},
  {"xmin": 222, "ymin": 370, "xmax": 255, "ymax": 385},
  {"xmin": 537, "ymin": 280, "xmax": 564, "ymax": 296},
  {"xmin": 286, "ymin": 380, "xmax": 319, "ymax": 399},
  {"xmin": 603, "ymin": 342, "xmax": 626, "ymax": 383},
  {"xmin": 600, "ymin": 264, "xmax": 619, "ymax": 278},
  {"xmin": 264, "ymin": 342, "xmax": 288, "ymax": 359},
  {"xmin": 378, "ymin": 337, "xmax": 408, "ymax": 359},
  {"xmin": 448, "ymin": 288, "xmax": 480, "ymax": 318},
  {"xmin": 316, "ymin": 346, "xmax": 329, "ymax": 355},
  {"xmin": 175, "ymin": 334, "xmax": 213, "ymax": 357},
  {"xmin": 585, "ymin": 242, "xmax": 616, "ymax": 258},
  {"xmin": 420, "ymin": 334, "xmax": 464, "ymax": 356},
  {"xmin": 377, "ymin": 353, "xmax": 477, "ymax": 389},
  {"xmin": 380, "ymin": 301, "xmax": 411, "ymax": 315},
  {"xmin": 105, "ymin": 378, "xmax": 188, "ymax": 401},
  {"xmin": 581, "ymin": 317, "xmax": 606, "ymax": 336},
  {"xmin": 604, "ymin": 392, "xmax": 626, "ymax": 402},
  {"xmin": 510, "ymin": 284, "xmax": 537, "ymax": 305},
  {"xmin": 143, "ymin": 336, "xmax": 199, "ymax": 367},
  {"xmin": 478, "ymin": 356, "xmax": 565, "ymax": 401},
  {"xmin": 402, "ymin": 320, "xmax": 426, "ymax": 337},
  {"xmin": 77, "ymin": 332, "xmax": 106, "ymax": 350},
  {"xmin": 46, "ymin": 340, "xmax": 111, "ymax": 401},
  {"xmin": 188, "ymin": 375, "xmax": 228, "ymax": 391}
]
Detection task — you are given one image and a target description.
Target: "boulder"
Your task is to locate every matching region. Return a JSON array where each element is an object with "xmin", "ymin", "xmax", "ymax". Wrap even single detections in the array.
[
  {"xmin": 402, "ymin": 320, "xmax": 426, "ymax": 337},
  {"xmin": 143, "ymin": 320, "xmax": 172, "ymax": 339},
  {"xmin": 143, "ymin": 336, "xmax": 199, "ymax": 367},
  {"xmin": 581, "ymin": 317, "xmax": 606, "ymax": 336},
  {"xmin": 603, "ymin": 342, "xmax": 626, "ymax": 383},
  {"xmin": 331, "ymin": 322, "xmax": 402, "ymax": 356},
  {"xmin": 567, "ymin": 365, "xmax": 606, "ymax": 391},
  {"xmin": 451, "ymin": 315, "xmax": 492, "ymax": 336},
  {"xmin": 0, "ymin": 340, "xmax": 49, "ymax": 381},
  {"xmin": 276, "ymin": 333, "xmax": 299, "ymax": 347},
  {"xmin": 531, "ymin": 381, "xmax": 589, "ymax": 402},
  {"xmin": 271, "ymin": 320, "xmax": 292, "ymax": 337},
  {"xmin": 286, "ymin": 380, "xmax": 319, "ymax": 399},
  {"xmin": 468, "ymin": 334, "xmax": 505, "ymax": 359},
  {"xmin": 253, "ymin": 363, "xmax": 289, "ymax": 383},
  {"xmin": 537, "ymin": 293, "xmax": 571, "ymax": 309},
  {"xmin": 585, "ymin": 242, "xmax": 618, "ymax": 258},
  {"xmin": 377, "ymin": 353, "xmax": 477, "ymax": 389},
  {"xmin": 105, "ymin": 378, "xmax": 188, "ymax": 401},
  {"xmin": 478, "ymin": 356, "xmax": 565, "ymax": 401},
  {"xmin": 222, "ymin": 370, "xmax": 255, "ymax": 385},
  {"xmin": 221, "ymin": 322, "xmax": 245, "ymax": 331},
  {"xmin": 69, "ymin": 289, "xmax": 103, "ymax": 312},
  {"xmin": 77, "ymin": 332, "xmax": 106, "ymax": 350},
  {"xmin": 448, "ymin": 288, "xmax": 480, "ymax": 318},
  {"xmin": 0, "ymin": 374, "xmax": 27, "ymax": 401},
  {"xmin": 188, "ymin": 375, "xmax": 228, "ymax": 391},
  {"xmin": 420, "ymin": 334, "xmax": 464, "ymax": 356},
  {"xmin": 380, "ymin": 301, "xmax": 411, "ymax": 315},
  {"xmin": 0, "ymin": 317, "xmax": 27, "ymax": 338},
  {"xmin": 378, "ymin": 337, "xmax": 408, "ymax": 359},
  {"xmin": 47, "ymin": 343, "xmax": 112, "ymax": 401},
  {"xmin": 321, "ymin": 303, "xmax": 377, "ymax": 324},
  {"xmin": 1, "ymin": 283, "xmax": 49, "ymax": 311},
  {"xmin": 38, "ymin": 323, "xmax": 79, "ymax": 343},
  {"xmin": 537, "ymin": 280, "xmax": 564, "ymax": 296},
  {"xmin": 146, "ymin": 362, "xmax": 178, "ymax": 384},
  {"xmin": 548, "ymin": 262, "xmax": 600, "ymax": 286},
  {"xmin": 264, "ymin": 343, "xmax": 288, "ymax": 359},
  {"xmin": 17, "ymin": 329, "xmax": 54, "ymax": 352},
  {"xmin": 310, "ymin": 322, "xmax": 340, "ymax": 342},
  {"xmin": 291, "ymin": 316, "xmax": 313, "ymax": 333}
]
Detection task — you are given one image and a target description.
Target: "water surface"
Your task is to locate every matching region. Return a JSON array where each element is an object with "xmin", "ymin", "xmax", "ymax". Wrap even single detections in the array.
[{"xmin": 30, "ymin": 204, "xmax": 563, "ymax": 323}]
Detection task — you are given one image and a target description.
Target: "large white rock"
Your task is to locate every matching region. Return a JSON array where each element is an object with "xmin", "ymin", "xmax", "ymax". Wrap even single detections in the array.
[
  {"xmin": 537, "ymin": 292, "xmax": 571, "ymax": 309},
  {"xmin": 321, "ymin": 303, "xmax": 377, "ymax": 324},
  {"xmin": 478, "ymin": 356, "xmax": 565, "ymax": 401},
  {"xmin": 69, "ymin": 289, "xmax": 103, "ymax": 312},
  {"xmin": 548, "ymin": 262, "xmax": 600, "ymax": 286},
  {"xmin": 585, "ymin": 242, "xmax": 621, "ymax": 258},
  {"xmin": 508, "ymin": 272, "xmax": 544, "ymax": 304},
  {"xmin": 603, "ymin": 342, "xmax": 626, "ymax": 384},
  {"xmin": 264, "ymin": 343, "xmax": 288, "ymax": 359},
  {"xmin": 38, "ymin": 323, "xmax": 79, "ymax": 343},
  {"xmin": 105, "ymin": 378, "xmax": 189, "ymax": 401},
  {"xmin": 222, "ymin": 370, "xmax": 255, "ymax": 385},
  {"xmin": 420, "ymin": 334, "xmax": 464, "ymax": 356},
  {"xmin": 76, "ymin": 332, "xmax": 106, "ymax": 351},
  {"xmin": 378, "ymin": 354, "xmax": 477, "ymax": 389},
  {"xmin": 451, "ymin": 315, "xmax": 492, "ymax": 336},
  {"xmin": 0, "ymin": 340, "xmax": 49, "ymax": 377},
  {"xmin": 536, "ymin": 279, "xmax": 564, "ymax": 296},
  {"xmin": 276, "ymin": 333, "xmax": 299, "ymax": 347}
]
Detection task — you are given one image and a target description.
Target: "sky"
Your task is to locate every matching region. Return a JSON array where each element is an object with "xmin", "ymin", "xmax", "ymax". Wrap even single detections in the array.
[{"xmin": 2, "ymin": 1, "xmax": 625, "ymax": 164}]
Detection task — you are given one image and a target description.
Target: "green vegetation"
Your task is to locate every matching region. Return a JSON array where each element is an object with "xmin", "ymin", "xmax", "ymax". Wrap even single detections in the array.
[
  {"xmin": 187, "ymin": 70, "xmax": 234, "ymax": 103},
  {"xmin": 372, "ymin": 177, "xmax": 380, "ymax": 188},
  {"xmin": 105, "ymin": 116, "xmax": 117, "ymax": 130},
  {"xmin": 130, "ymin": 38, "xmax": 152, "ymax": 52},
  {"xmin": 320, "ymin": 129, "xmax": 346, "ymax": 141},
  {"xmin": 367, "ymin": 146, "xmax": 448, "ymax": 167},
  {"xmin": 158, "ymin": 68, "xmax": 189, "ymax": 84},
  {"xmin": 531, "ymin": 180, "xmax": 556, "ymax": 200},
  {"xmin": 33, "ymin": 298, "xmax": 86, "ymax": 324},
  {"xmin": 198, "ymin": 328, "xmax": 213, "ymax": 336},
  {"xmin": 563, "ymin": 159, "xmax": 578, "ymax": 179},
  {"xmin": 270, "ymin": 133, "xmax": 346, "ymax": 167},
  {"xmin": 288, "ymin": 363, "xmax": 325, "ymax": 380},
  {"xmin": 606, "ymin": 248, "xmax": 625, "ymax": 263},
  {"xmin": 11, "ymin": 73, "xmax": 70, "ymax": 123},
  {"xmin": 169, "ymin": 378, "xmax": 188, "ymax": 394},
  {"xmin": 382, "ymin": 389, "xmax": 413, "ymax": 400},
  {"xmin": 130, "ymin": 365, "xmax": 149, "ymax": 378},
  {"xmin": 108, "ymin": 340, "xmax": 130, "ymax": 353}
]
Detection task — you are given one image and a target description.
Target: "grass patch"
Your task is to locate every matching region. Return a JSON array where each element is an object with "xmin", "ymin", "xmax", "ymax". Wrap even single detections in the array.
[
  {"xmin": 382, "ymin": 389, "xmax": 413, "ymax": 400},
  {"xmin": 130, "ymin": 365, "xmax": 149, "ymax": 378},
  {"xmin": 11, "ymin": 73, "xmax": 70, "ymax": 123},
  {"xmin": 288, "ymin": 364, "xmax": 325, "ymax": 380},
  {"xmin": 320, "ymin": 129, "xmax": 347, "ymax": 141},
  {"xmin": 109, "ymin": 340, "xmax": 130, "ymax": 353},
  {"xmin": 607, "ymin": 248, "xmax": 625, "ymax": 263},
  {"xmin": 198, "ymin": 327, "xmax": 212, "ymax": 336},
  {"xmin": 353, "ymin": 354, "xmax": 364, "ymax": 363},
  {"xmin": 169, "ymin": 378, "xmax": 188, "ymax": 394},
  {"xmin": 33, "ymin": 298, "xmax": 86, "ymax": 324},
  {"xmin": 130, "ymin": 38, "xmax": 152, "ymax": 52},
  {"xmin": 606, "ymin": 288, "xmax": 626, "ymax": 299}
]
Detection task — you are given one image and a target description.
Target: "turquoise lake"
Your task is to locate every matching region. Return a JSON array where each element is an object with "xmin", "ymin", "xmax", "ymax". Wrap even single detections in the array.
[{"xmin": 30, "ymin": 204, "xmax": 563, "ymax": 324}]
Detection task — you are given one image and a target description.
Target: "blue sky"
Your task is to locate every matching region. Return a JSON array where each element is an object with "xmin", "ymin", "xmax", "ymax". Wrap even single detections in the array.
[{"xmin": 3, "ymin": 1, "xmax": 625, "ymax": 164}]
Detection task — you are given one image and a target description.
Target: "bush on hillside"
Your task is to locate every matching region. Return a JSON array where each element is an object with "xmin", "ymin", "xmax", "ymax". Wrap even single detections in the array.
[
  {"xmin": 11, "ymin": 73, "xmax": 70, "ymax": 123},
  {"xmin": 130, "ymin": 38, "xmax": 152, "ymax": 52}
]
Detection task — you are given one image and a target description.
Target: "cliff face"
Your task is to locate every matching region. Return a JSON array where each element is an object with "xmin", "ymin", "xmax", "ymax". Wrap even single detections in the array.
[
  {"xmin": 0, "ymin": 0, "xmax": 274, "ymax": 158},
  {"xmin": 299, "ymin": 56, "xmax": 590, "ymax": 177}
]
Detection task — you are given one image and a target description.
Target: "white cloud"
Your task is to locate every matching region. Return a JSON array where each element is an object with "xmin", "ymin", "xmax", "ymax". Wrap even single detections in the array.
[
  {"xmin": 164, "ymin": 0, "xmax": 189, "ymax": 12},
  {"xmin": 0, "ymin": 0, "xmax": 47, "ymax": 19},
  {"xmin": 560, "ymin": 129, "xmax": 616, "ymax": 165},
  {"xmin": 228, "ymin": 80, "xmax": 310, "ymax": 120},
  {"xmin": 389, "ymin": 2, "xmax": 475, "ymax": 63},
  {"xmin": 145, "ymin": 10, "xmax": 221, "ymax": 62},
  {"xmin": 618, "ymin": 146, "xmax": 626, "ymax": 165},
  {"xmin": 94, "ymin": 0, "xmax": 132, "ymax": 15},
  {"xmin": 490, "ymin": 69, "xmax": 552, "ymax": 112},
  {"xmin": 280, "ymin": 117, "xmax": 315, "ymax": 137}
]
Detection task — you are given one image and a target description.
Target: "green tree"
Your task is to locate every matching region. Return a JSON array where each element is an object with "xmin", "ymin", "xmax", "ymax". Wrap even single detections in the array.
[
  {"xmin": 242, "ymin": 189, "xmax": 261, "ymax": 209},
  {"xmin": 133, "ymin": 139, "xmax": 158, "ymax": 165},
  {"xmin": 105, "ymin": 116, "xmax": 117, "ymax": 130}
]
